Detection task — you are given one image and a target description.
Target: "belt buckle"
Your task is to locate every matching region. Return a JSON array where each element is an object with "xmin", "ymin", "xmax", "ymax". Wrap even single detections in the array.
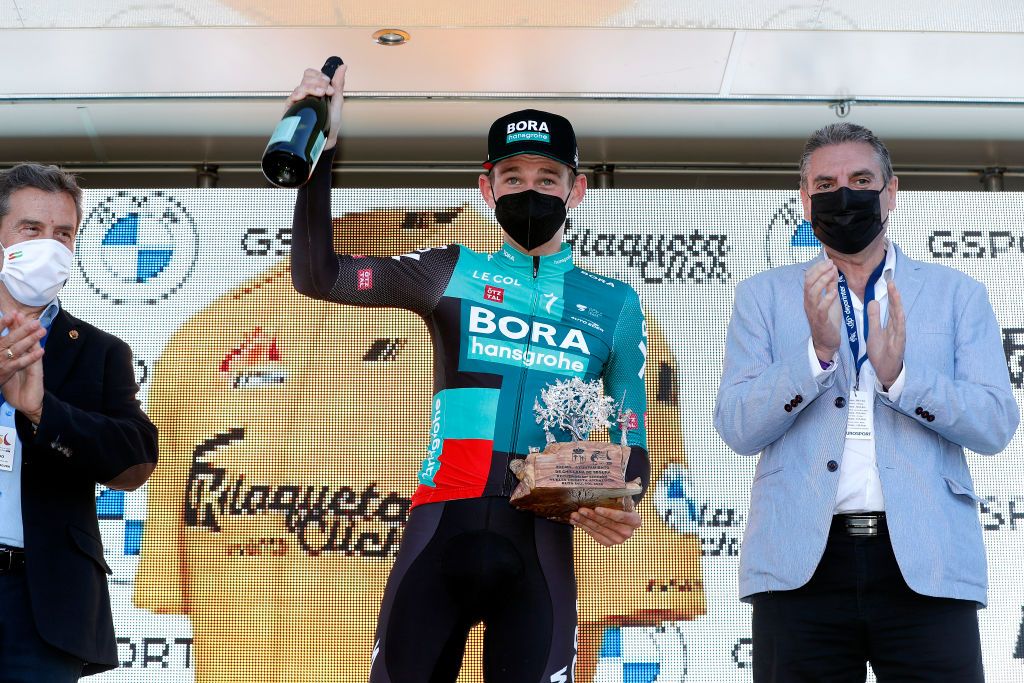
[
  {"xmin": 844, "ymin": 515, "xmax": 879, "ymax": 537},
  {"xmin": 0, "ymin": 549, "xmax": 13, "ymax": 573}
]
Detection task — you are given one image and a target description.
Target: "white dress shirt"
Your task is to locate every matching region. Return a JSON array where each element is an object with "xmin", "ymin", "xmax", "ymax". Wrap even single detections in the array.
[{"xmin": 807, "ymin": 242, "xmax": 906, "ymax": 513}]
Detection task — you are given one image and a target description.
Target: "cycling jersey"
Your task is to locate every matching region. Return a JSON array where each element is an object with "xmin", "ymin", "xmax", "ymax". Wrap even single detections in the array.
[{"xmin": 292, "ymin": 155, "xmax": 650, "ymax": 508}]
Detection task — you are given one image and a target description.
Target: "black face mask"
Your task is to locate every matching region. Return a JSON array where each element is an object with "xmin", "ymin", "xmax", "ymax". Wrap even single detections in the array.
[
  {"xmin": 810, "ymin": 186, "xmax": 886, "ymax": 255},
  {"xmin": 493, "ymin": 189, "xmax": 569, "ymax": 252}
]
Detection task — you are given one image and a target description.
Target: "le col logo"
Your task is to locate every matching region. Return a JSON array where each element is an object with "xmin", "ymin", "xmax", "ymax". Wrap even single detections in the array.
[{"xmin": 472, "ymin": 270, "xmax": 521, "ymax": 287}]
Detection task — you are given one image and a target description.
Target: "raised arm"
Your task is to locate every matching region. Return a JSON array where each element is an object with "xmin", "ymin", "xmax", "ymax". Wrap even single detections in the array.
[{"xmin": 287, "ymin": 65, "xmax": 459, "ymax": 316}]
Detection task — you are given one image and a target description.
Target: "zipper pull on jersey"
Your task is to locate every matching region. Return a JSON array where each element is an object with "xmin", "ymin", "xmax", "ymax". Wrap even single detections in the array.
[{"xmin": 533, "ymin": 255, "xmax": 540, "ymax": 278}]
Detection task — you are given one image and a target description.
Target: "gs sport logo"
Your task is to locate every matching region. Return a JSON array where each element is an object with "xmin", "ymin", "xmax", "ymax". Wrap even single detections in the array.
[
  {"xmin": 764, "ymin": 198, "xmax": 820, "ymax": 268},
  {"xmin": 77, "ymin": 191, "xmax": 199, "ymax": 305}
]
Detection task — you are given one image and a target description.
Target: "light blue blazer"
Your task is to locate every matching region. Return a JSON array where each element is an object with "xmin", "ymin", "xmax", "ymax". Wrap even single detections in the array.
[{"xmin": 714, "ymin": 243, "xmax": 1019, "ymax": 606}]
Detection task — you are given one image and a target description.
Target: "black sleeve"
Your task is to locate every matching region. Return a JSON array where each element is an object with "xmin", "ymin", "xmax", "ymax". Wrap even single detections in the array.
[
  {"xmin": 17, "ymin": 339, "xmax": 158, "ymax": 491},
  {"xmin": 291, "ymin": 148, "xmax": 460, "ymax": 316},
  {"xmin": 625, "ymin": 445, "xmax": 650, "ymax": 504}
]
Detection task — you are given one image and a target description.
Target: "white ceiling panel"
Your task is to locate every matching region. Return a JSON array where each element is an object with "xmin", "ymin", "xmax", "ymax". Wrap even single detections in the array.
[
  {"xmin": 730, "ymin": 32, "xmax": 1024, "ymax": 100},
  {"xmin": 3, "ymin": 99, "xmax": 1024, "ymax": 166},
  {"xmin": 4, "ymin": 27, "xmax": 1020, "ymax": 102},
  {"xmin": 0, "ymin": 27, "xmax": 734, "ymax": 96},
  {"xmin": 5, "ymin": 0, "xmax": 1024, "ymax": 32}
]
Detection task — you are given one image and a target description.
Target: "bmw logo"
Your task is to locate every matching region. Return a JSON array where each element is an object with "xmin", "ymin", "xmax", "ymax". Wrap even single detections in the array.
[
  {"xmin": 77, "ymin": 191, "xmax": 199, "ymax": 305},
  {"xmin": 764, "ymin": 197, "xmax": 820, "ymax": 268},
  {"xmin": 654, "ymin": 463, "xmax": 700, "ymax": 535}
]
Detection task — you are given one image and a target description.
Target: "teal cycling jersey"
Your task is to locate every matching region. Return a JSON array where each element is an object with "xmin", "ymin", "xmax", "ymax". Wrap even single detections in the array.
[{"xmin": 292, "ymin": 158, "xmax": 649, "ymax": 508}]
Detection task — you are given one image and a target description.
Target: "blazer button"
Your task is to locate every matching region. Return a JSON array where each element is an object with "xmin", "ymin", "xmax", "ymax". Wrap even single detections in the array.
[
  {"xmin": 921, "ymin": 410, "xmax": 931, "ymax": 420},
  {"xmin": 927, "ymin": 414, "xmax": 935, "ymax": 422},
  {"xmin": 827, "ymin": 460, "xmax": 839, "ymax": 472},
  {"xmin": 835, "ymin": 397, "xmax": 846, "ymax": 408},
  {"xmin": 915, "ymin": 407, "xmax": 924, "ymax": 415},
  {"xmin": 795, "ymin": 395, "xmax": 803, "ymax": 404},
  {"xmin": 784, "ymin": 404, "xmax": 793, "ymax": 413}
]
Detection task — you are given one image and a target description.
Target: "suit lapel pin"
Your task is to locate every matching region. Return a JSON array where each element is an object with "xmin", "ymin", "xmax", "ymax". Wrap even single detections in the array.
[{"xmin": 69, "ymin": 330, "xmax": 79, "ymax": 340}]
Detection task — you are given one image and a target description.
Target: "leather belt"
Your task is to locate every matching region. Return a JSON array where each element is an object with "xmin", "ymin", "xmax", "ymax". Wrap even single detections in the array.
[
  {"xmin": 0, "ymin": 545, "xmax": 26, "ymax": 573},
  {"xmin": 831, "ymin": 512, "xmax": 887, "ymax": 537}
]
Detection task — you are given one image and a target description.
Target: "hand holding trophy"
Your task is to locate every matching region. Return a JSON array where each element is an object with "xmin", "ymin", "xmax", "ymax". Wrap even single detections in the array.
[{"xmin": 509, "ymin": 378, "xmax": 642, "ymax": 523}]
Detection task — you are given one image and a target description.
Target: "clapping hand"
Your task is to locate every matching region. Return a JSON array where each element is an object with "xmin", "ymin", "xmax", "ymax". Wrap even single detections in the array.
[
  {"xmin": 867, "ymin": 279, "xmax": 906, "ymax": 390},
  {"xmin": 803, "ymin": 258, "xmax": 842, "ymax": 363},
  {"xmin": 0, "ymin": 312, "xmax": 45, "ymax": 424}
]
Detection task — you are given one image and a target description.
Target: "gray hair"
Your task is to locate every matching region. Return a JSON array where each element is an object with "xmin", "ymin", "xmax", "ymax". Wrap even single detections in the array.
[
  {"xmin": 799, "ymin": 122, "xmax": 894, "ymax": 189},
  {"xmin": 0, "ymin": 163, "xmax": 83, "ymax": 225}
]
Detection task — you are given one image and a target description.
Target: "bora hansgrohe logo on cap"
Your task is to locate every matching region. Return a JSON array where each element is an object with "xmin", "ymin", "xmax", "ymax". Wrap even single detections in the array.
[{"xmin": 506, "ymin": 119, "xmax": 552, "ymax": 145}]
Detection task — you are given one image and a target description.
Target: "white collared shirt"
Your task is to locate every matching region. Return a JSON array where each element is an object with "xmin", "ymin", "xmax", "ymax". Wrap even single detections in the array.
[{"xmin": 807, "ymin": 242, "xmax": 905, "ymax": 514}]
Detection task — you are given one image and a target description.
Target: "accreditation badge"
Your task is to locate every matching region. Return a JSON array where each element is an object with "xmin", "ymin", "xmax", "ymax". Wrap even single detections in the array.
[
  {"xmin": 845, "ymin": 389, "xmax": 874, "ymax": 441},
  {"xmin": 0, "ymin": 425, "xmax": 16, "ymax": 471}
]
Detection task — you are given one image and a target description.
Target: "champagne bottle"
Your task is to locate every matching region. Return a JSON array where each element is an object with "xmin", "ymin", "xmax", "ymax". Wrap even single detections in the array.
[{"xmin": 261, "ymin": 56, "xmax": 344, "ymax": 188}]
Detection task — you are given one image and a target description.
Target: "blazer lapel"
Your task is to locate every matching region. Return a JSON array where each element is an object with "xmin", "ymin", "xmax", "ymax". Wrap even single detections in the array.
[
  {"xmin": 43, "ymin": 310, "xmax": 84, "ymax": 391},
  {"xmin": 891, "ymin": 242, "xmax": 925, "ymax": 321}
]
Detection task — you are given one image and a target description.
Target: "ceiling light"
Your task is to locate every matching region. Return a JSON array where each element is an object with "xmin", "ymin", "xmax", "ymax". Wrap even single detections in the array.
[{"xmin": 372, "ymin": 29, "xmax": 410, "ymax": 46}]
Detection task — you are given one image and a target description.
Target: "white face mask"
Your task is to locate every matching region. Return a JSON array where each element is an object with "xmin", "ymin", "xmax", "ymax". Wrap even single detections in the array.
[{"xmin": 0, "ymin": 238, "xmax": 74, "ymax": 307}]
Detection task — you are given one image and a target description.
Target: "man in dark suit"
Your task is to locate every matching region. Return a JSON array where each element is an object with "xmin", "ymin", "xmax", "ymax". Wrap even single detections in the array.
[{"xmin": 0, "ymin": 163, "xmax": 158, "ymax": 681}]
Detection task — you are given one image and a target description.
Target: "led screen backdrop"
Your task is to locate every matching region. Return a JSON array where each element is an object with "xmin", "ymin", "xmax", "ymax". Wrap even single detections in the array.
[{"xmin": 62, "ymin": 187, "xmax": 1024, "ymax": 682}]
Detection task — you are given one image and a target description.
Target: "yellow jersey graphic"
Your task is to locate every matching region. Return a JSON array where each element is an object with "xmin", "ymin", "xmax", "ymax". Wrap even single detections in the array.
[{"xmin": 134, "ymin": 205, "xmax": 703, "ymax": 682}]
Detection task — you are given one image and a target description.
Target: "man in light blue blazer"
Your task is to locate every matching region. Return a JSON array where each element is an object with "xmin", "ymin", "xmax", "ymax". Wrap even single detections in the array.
[{"xmin": 714, "ymin": 122, "xmax": 1018, "ymax": 682}]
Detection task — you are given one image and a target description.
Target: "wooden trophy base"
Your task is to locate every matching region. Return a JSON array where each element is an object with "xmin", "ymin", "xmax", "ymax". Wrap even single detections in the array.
[{"xmin": 509, "ymin": 440, "xmax": 642, "ymax": 523}]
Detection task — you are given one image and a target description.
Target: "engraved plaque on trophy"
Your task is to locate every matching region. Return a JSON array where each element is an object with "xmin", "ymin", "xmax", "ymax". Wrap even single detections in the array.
[{"xmin": 509, "ymin": 378, "xmax": 642, "ymax": 523}]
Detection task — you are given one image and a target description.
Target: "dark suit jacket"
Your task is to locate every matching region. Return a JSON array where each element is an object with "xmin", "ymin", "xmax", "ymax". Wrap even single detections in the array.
[{"xmin": 14, "ymin": 308, "xmax": 158, "ymax": 676}]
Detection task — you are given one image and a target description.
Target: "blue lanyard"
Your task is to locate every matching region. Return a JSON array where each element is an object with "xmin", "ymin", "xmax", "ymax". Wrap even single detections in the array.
[{"xmin": 836, "ymin": 257, "xmax": 886, "ymax": 387}]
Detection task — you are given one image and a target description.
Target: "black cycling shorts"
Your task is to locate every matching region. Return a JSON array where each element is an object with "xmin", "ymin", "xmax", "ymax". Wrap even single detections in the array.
[{"xmin": 369, "ymin": 496, "xmax": 577, "ymax": 683}]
